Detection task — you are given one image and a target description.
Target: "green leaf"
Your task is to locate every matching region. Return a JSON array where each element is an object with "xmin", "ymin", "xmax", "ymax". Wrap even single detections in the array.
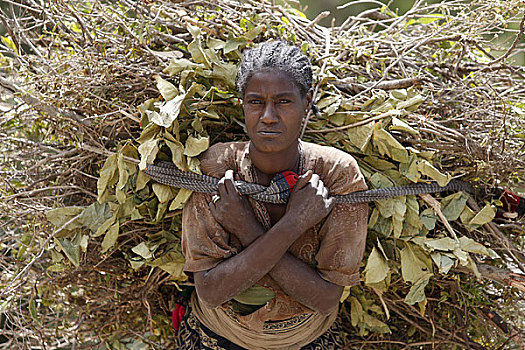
[
  {"xmin": 148, "ymin": 95, "xmax": 184, "ymax": 128},
  {"xmin": 131, "ymin": 242, "xmax": 153, "ymax": 259},
  {"xmin": 364, "ymin": 247, "xmax": 390, "ymax": 285},
  {"xmin": 211, "ymin": 62, "xmax": 238, "ymax": 89},
  {"xmin": 417, "ymin": 14, "xmax": 444, "ymax": 24},
  {"xmin": 187, "ymin": 24, "xmax": 201, "ymax": 38},
  {"xmin": 184, "ymin": 135, "xmax": 209, "ymax": 157},
  {"xmin": 349, "ymin": 296, "xmax": 364, "ymax": 327},
  {"xmin": 397, "ymin": 94, "xmax": 425, "ymax": 111},
  {"xmin": 101, "ymin": 221, "xmax": 119, "ymax": 253},
  {"xmin": 1, "ymin": 36, "xmax": 18, "ymax": 54},
  {"xmin": 244, "ymin": 24, "xmax": 265, "ymax": 40},
  {"xmin": 188, "ymin": 39, "xmax": 211, "ymax": 68},
  {"xmin": 135, "ymin": 171, "xmax": 150, "ymax": 191},
  {"xmin": 339, "ymin": 286, "xmax": 351, "ymax": 302},
  {"xmin": 405, "ymin": 196, "xmax": 422, "ymax": 229},
  {"xmin": 362, "ymin": 313, "xmax": 391, "ymax": 334},
  {"xmin": 233, "ymin": 285, "xmax": 275, "ymax": 306},
  {"xmin": 155, "ymin": 75, "xmax": 178, "ymax": 101},
  {"xmin": 94, "ymin": 213, "xmax": 116, "ymax": 238},
  {"xmin": 392, "ymin": 198, "xmax": 406, "ymax": 238},
  {"xmin": 364, "ymin": 156, "xmax": 396, "ymax": 171}
]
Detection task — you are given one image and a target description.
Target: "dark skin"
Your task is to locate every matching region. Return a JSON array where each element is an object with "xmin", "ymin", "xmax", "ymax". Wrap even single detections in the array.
[{"xmin": 194, "ymin": 71, "xmax": 343, "ymax": 315}]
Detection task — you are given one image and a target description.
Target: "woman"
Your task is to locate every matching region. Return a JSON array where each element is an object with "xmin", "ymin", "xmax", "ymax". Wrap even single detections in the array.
[{"xmin": 177, "ymin": 41, "xmax": 368, "ymax": 349}]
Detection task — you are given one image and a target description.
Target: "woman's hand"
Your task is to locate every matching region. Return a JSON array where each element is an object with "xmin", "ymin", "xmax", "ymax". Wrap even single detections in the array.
[
  {"xmin": 209, "ymin": 170, "xmax": 261, "ymax": 246},
  {"xmin": 284, "ymin": 170, "xmax": 335, "ymax": 234}
]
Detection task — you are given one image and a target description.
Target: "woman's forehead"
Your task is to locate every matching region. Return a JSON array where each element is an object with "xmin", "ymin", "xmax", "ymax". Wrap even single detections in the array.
[{"xmin": 244, "ymin": 70, "xmax": 301, "ymax": 96}]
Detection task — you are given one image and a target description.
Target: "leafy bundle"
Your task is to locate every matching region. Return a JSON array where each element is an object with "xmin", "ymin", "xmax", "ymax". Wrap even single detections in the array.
[{"xmin": 1, "ymin": 0, "xmax": 524, "ymax": 349}]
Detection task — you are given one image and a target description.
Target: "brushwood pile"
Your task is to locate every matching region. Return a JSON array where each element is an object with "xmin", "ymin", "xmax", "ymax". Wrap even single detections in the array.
[{"xmin": 0, "ymin": 0, "xmax": 524, "ymax": 349}]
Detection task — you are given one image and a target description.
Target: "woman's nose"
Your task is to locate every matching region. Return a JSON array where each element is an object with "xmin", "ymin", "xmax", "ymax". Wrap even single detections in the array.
[{"xmin": 260, "ymin": 102, "xmax": 279, "ymax": 123}]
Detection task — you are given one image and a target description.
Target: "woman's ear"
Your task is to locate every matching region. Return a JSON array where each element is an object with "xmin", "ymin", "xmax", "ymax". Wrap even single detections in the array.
[{"xmin": 305, "ymin": 89, "xmax": 313, "ymax": 111}]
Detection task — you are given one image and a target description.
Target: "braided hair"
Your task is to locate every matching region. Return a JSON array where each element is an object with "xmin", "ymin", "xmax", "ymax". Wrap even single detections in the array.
[{"xmin": 236, "ymin": 41, "xmax": 313, "ymax": 98}]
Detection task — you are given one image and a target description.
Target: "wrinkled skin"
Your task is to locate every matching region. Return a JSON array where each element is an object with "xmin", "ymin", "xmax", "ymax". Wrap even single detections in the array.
[{"xmin": 194, "ymin": 71, "xmax": 343, "ymax": 315}]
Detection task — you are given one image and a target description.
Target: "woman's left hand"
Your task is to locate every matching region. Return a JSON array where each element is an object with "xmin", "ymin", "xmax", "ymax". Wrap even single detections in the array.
[{"xmin": 209, "ymin": 170, "xmax": 260, "ymax": 246}]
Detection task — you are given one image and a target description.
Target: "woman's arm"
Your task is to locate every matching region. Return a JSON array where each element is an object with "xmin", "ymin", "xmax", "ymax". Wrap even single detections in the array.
[{"xmin": 195, "ymin": 170, "xmax": 338, "ymax": 312}]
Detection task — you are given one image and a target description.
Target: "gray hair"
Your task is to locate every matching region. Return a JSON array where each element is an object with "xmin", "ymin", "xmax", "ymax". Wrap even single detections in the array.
[{"xmin": 236, "ymin": 41, "xmax": 313, "ymax": 98}]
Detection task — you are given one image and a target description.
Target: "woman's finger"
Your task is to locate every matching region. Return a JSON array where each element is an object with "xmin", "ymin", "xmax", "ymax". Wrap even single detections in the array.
[
  {"xmin": 218, "ymin": 170, "xmax": 233, "ymax": 196},
  {"xmin": 294, "ymin": 170, "xmax": 313, "ymax": 191},
  {"xmin": 223, "ymin": 169, "xmax": 238, "ymax": 195}
]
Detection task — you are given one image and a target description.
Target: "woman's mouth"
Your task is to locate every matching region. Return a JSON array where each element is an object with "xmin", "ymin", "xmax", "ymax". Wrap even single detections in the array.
[{"xmin": 257, "ymin": 130, "xmax": 281, "ymax": 136}]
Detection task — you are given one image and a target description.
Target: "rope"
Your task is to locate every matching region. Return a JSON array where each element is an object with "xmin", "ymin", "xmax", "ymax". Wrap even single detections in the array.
[{"xmin": 143, "ymin": 161, "xmax": 473, "ymax": 204}]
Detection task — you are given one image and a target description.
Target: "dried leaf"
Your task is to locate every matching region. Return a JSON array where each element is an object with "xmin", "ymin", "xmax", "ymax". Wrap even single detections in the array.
[
  {"xmin": 468, "ymin": 203, "xmax": 496, "ymax": 226},
  {"xmin": 46, "ymin": 207, "xmax": 84, "ymax": 231},
  {"xmin": 153, "ymin": 183, "xmax": 176, "ymax": 203},
  {"xmin": 404, "ymin": 274, "xmax": 431, "ymax": 305},
  {"xmin": 138, "ymin": 139, "xmax": 159, "ymax": 170},
  {"xmin": 132, "ymin": 242, "xmax": 153, "ymax": 259},
  {"xmin": 373, "ymin": 126, "xmax": 409, "ymax": 163},
  {"xmin": 101, "ymin": 221, "xmax": 119, "ymax": 253},
  {"xmin": 441, "ymin": 192, "xmax": 468, "ymax": 222},
  {"xmin": 169, "ymin": 188, "xmax": 193, "ymax": 210},
  {"xmin": 79, "ymin": 202, "xmax": 112, "ymax": 233},
  {"xmin": 400, "ymin": 243, "xmax": 433, "ymax": 283},
  {"xmin": 56, "ymin": 238, "xmax": 80, "ymax": 267},
  {"xmin": 418, "ymin": 160, "xmax": 451, "ymax": 187},
  {"xmin": 184, "ymin": 135, "xmax": 209, "ymax": 157},
  {"xmin": 155, "ymin": 75, "xmax": 178, "ymax": 101},
  {"xmin": 149, "ymin": 252, "xmax": 187, "ymax": 280},
  {"xmin": 97, "ymin": 154, "xmax": 118, "ymax": 201},
  {"xmin": 348, "ymin": 122, "xmax": 375, "ymax": 151},
  {"xmin": 364, "ymin": 247, "xmax": 390, "ymax": 285}
]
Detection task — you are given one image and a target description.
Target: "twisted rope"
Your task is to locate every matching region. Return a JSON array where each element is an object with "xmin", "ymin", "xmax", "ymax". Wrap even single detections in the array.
[{"xmin": 143, "ymin": 161, "xmax": 472, "ymax": 204}]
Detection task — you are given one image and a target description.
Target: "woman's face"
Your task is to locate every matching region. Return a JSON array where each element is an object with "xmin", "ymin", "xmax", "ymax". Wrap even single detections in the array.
[{"xmin": 243, "ymin": 70, "xmax": 311, "ymax": 155}]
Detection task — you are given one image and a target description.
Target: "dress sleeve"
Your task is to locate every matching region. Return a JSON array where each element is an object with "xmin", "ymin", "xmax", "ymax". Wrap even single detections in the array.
[
  {"xmin": 181, "ymin": 192, "xmax": 238, "ymax": 273},
  {"xmin": 313, "ymin": 150, "xmax": 369, "ymax": 287},
  {"xmin": 315, "ymin": 202, "xmax": 369, "ymax": 286}
]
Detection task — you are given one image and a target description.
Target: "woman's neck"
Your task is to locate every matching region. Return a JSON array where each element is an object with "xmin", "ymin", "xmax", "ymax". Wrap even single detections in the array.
[{"xmin": 248, "ymin": 141, "xmax": 299, "ymax": 177}]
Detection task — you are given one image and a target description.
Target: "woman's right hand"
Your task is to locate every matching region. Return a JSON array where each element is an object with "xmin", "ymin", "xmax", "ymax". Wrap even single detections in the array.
[{"xmin": 284, "ymin": 170, "xmax": 335, "ymax": 234}]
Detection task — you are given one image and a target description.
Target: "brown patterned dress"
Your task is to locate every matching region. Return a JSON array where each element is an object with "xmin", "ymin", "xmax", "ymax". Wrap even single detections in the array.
[{"xmin": 177, "ymin": 141, "xmax": 368, "ymax": 350}]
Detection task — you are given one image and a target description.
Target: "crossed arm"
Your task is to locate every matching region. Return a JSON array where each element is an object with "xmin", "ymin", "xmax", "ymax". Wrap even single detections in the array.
[{"xmin": 193, "ymin": 170, "xmax": 345, "ymax": 315}]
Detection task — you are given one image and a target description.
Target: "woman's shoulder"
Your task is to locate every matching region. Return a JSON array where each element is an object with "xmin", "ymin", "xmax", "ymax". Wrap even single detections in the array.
[
  {"xmin": 199, "ymin": 141, "xmax": 248, "ymax": 177},
  {"xmin": 301, "ymin": 141, "xmax": 357, "ymax": 165},
  {"xmin": 301, "ymin": 141, "xmax": 367, "ymax": 195}
]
